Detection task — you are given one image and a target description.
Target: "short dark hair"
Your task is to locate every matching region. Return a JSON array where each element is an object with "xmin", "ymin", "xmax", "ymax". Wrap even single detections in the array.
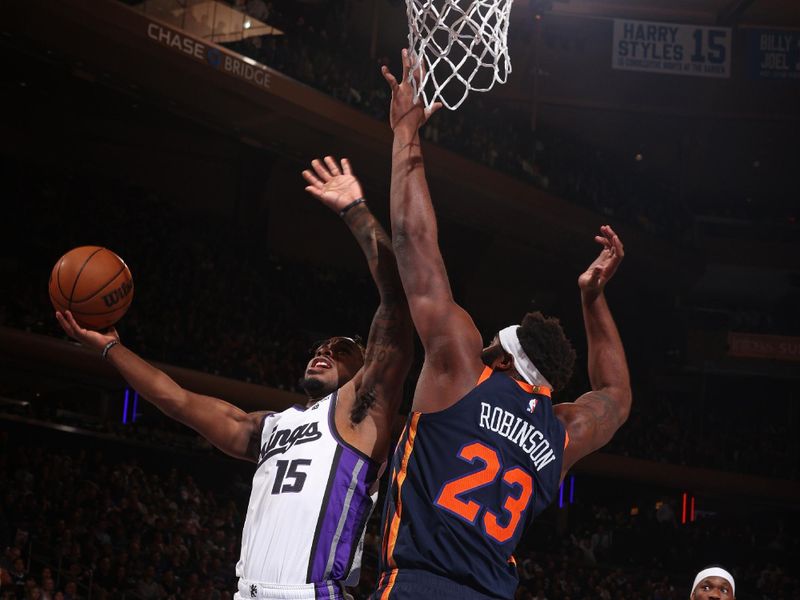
[{"xmin": 517, "ymin": 311, "xmax": 576, "ymax": 392}]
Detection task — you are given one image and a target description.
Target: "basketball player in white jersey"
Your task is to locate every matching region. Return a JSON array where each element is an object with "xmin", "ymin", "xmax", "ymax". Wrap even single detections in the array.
[{"xmin": 55, "ymin": 156, "xmax": 413, "ymax": 600}]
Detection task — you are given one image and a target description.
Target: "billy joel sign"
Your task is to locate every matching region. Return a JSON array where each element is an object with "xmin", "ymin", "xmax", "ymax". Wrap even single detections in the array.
[
  {"xmin": 747, "ymin": 29, "xmax": 800, "ymax": 81},
  {"xmin": 612, "ymin": 19, "xmax": 731, "ymax": 78}
]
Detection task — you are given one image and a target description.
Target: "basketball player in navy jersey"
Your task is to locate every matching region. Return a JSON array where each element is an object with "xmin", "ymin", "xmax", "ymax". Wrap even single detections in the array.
[
  {"xmin": 55, "ymin": 156, "xmax": 413, "ymax": 600},
  {"xmin": 373, "ymin": 51, "xmax": 632, "ymax": 599}
]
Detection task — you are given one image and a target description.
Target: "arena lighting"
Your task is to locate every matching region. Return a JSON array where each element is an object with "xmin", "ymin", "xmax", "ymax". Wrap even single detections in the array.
[
  {"xmin": 122, "ymin": 388, "xmax": 129, "ymax": 424},
  {"xmin": 243, "ymin": 20, "xmax": 252, "ymax": 29},
  {"xmin": 122, "ymin": 388, "xmax": 140, "ymax": 424},
  {"xmin": 558, "ymin": 480, "xmax": 564, "ymax": 508},
  {"xmin": 682, "ymin": 492, "xmax": 687, "ymax": 524}
]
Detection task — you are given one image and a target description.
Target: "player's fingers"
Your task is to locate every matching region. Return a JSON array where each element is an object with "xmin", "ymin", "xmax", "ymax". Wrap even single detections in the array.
[
  {"xmin": 417, "ymin": 54, "xmax": 427, "ymax": 80},
  {"xmin": 381, "ymin": 66, "xmax": 398, "ymax": 90},
  {"xmin": 324, "ymin": 156, "xmax": 341, "ymax": 176},
  {"xmin": 310, "ymin": 158, "xmax": 332, "ymax": 181},
  {"xmin": 341, "ymin": 158, "xmax": 353, "ymax": 176},
  {"xmin": 55, "ymin": 311, "xmax": 71, "ymax": 333},
  {"xmin": 401, "ymin": 48, "xmax": 410, "ymax": 82},
  {"xmin": 63, "ymin": 311, "xmax": 83, "ymax": 335},
  {"xmin": 302, "ymin": 170, "xmax": 323, "ymax": 188},
  {"xmin": 596, "ymin": 239, "xmax": 612, "ymax": 256},
  {"xmin": 602, "ymin": 224, "xmax": 619, "ymax": 243},
  {"xmin": 603, "ymin": 225, "xmax": 624, "ymax": 257},
  {"xmin": 425, "ymin": 102, "xmax": 443, "ymax": 119},
  {"xmin": 411, "ymin": 55, "xmax": 424, "ymax": 86},
  {"xmin": 613, "ymin": 232, "xmax": 625, "ymax": 258},
  {"xmin": 304, "ymin": 185, "xmax": 323, "ymax": 198}
]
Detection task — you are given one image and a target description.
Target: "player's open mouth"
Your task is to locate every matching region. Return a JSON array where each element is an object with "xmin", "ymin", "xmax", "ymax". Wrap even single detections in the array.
[{"xmin": 310, "ymin": 357, "xmax": 333, "ymax": 370}]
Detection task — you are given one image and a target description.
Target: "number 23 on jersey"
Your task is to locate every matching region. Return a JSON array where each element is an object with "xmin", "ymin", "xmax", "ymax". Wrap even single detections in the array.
[{"xmin": 434, "ymin": 442, "xmax": 533, "ymax": 543}]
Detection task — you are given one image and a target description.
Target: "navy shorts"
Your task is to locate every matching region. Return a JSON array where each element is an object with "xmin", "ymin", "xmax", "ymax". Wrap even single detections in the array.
[{"xmin": 372, "ymin": 569, "xmax": 506, "ymax": 600}]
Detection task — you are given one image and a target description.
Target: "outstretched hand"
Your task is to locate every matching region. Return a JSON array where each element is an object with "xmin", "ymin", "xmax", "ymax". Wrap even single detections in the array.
[
  {"xmin": 55, "ymin": 310, "xmax": 119, "ymax": 353},
  {"xmin": 578, "ymin": 225, "xmax": 625, "ymax": 297},
  {"xmin": 381, "ymin": 49, "xmax": 442, "ymax": 133},
  {"xmin": 302, "ymin": 156, "xmax": 364, "ymax": 213}
]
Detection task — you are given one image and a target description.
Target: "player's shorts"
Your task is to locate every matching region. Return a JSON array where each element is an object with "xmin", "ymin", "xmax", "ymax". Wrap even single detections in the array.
[
  {"xmin": 235, "ymin": 579, "xmax": 353, "ymax": 600},
  {"xmin": 372, "ymin": 569, "xmax": 503, "ymax": 600}
]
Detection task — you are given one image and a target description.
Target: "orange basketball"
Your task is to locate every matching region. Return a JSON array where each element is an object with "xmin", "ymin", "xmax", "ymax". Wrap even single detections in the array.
[{"xmin": 48, "ymin": 246, "xmax": 134, "ymax": 330}]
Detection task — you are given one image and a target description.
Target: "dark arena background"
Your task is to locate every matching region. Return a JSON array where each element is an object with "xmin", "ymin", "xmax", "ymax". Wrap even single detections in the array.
[{"xmin": 1, "ymin": 0, "xmax": 799, "ymax": 598}]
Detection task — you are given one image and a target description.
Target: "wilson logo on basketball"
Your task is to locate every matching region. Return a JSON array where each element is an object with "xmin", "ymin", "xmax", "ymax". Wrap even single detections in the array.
[{"xmin": 102, "ymin": 279, "xmax": 134, "ymax": 308}]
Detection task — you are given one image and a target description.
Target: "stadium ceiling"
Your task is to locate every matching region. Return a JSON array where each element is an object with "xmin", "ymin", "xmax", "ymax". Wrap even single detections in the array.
[{"xmin": 515, "ymin": 0, "xmax": 800, "ymax": 27}]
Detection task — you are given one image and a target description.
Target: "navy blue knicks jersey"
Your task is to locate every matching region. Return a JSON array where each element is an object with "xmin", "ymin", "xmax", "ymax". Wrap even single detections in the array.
[{"xmin": 375, "ymin": 367, "xmax": 567, "ymax": 600}]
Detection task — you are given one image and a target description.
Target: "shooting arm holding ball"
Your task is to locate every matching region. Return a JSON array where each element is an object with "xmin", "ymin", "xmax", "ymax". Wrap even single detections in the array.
[{"xmin": 54, "ymin": 312, "xmax": 268, "ymax": 461}]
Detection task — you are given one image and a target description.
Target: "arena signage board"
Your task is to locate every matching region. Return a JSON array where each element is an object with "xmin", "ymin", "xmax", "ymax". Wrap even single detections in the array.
[
  {"xmin": 145, "ymin": 21, "xmax": 272, "ymax": 90},
  {"xmin": 612, "ymin": 19, "xmax": 731, "ymax": 78},
  {"xmin": 728, "ymin": 332, "xmax": 800, "ymax": 362},
  {"xmin": 747, "ymin": 29, "xmax": 800, "ymax": 80}
]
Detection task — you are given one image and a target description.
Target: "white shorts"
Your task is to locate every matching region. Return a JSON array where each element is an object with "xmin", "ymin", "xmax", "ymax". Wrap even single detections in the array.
[{"xmin": 234, "ymin": 579, "xmax": 353, "ymax": 600}]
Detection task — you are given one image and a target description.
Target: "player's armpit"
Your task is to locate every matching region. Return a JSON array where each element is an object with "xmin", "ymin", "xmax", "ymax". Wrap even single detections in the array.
[
  {"xmin": 555, "ymin": 388, "xmax": 631, "ymax": 478},
  {"xmin": 336, "ymin": 304, "xmax": 412, "ymax": 460},
  {"xmin": 244, "ymin": 411, "xmax": 273, "ymax": 463}
]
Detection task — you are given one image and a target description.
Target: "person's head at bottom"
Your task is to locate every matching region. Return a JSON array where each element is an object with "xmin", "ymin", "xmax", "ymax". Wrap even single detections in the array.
[
  {"xmin": 300, "ymin": 336, "xmax": 366, "ymax": 399},
  {"xmin": 690, "ymin": 566, "xmax": 735, "ymax": 600}
]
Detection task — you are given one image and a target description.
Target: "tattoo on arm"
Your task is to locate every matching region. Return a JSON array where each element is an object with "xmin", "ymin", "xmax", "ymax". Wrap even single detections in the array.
[
  {"xmin": 365, "ymin": 307, "xmax": 401, "ymax": 364},
  {"xmin": 351, "ymin": 308, "xmax": 405, "ymax": 426},
  {"xmin": 343, "ymin": 205, "xmax": 403, "ymax": 306},
  {"xmin": 343, "ymin": 206, "xmax": 410, "ymax": 427},
  {"xmin": 577, "ymin": 390, "xmax": 623, "ymax": 447}
]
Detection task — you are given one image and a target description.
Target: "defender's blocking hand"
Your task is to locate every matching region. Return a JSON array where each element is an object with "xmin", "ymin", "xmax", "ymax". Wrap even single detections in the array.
[
  {"xmin": 578, "ymin": 225, "xmax": 625, "ymax": 297},
  {"xmin": 381, "ymin": 48, "xmax": 441, "ymax": 133},
  {"xmin": 302, "ymin": 156, "xmax": 364, "ymax": 213}
]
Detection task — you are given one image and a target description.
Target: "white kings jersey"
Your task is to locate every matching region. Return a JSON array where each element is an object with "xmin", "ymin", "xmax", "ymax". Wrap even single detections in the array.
[{"xmin": 236, "ymin": 389, "xmax": 381, "ymax": 589}]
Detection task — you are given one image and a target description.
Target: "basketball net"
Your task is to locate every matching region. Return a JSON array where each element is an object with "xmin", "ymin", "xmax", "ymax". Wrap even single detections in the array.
[{"xmin": 406, "ymin": 0, "xmax": 513, "ymax": 110}]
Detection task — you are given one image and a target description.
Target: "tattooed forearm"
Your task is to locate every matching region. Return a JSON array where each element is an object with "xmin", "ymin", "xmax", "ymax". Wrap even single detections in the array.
[
  {"xmin": 365, "ymin": 308, "xmax": 402, "ymax": 363},
  {"xmin": 341, "ymin": 200, "xmax": 412, "ymax": 427},
  {"xmin": 350, "ymin": 387, "xmax": 378, "ymax": 425},
  {"xmin": 343, "ymin": 204, "xmax": 404, "ymax": 306}
]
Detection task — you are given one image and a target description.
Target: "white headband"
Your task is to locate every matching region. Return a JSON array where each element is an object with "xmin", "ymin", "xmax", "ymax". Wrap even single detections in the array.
[
  {"xmin": 498, "ymin": 325, "xmax": 552, "ymax": 389},
  {"xmin": 691, "ymin": 567, "xmax": 735, "ymax": 597}
]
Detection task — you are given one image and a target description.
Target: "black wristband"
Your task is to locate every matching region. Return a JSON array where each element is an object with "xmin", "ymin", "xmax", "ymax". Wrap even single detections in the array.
[
  {"xmin": 102, "ymin": 339, "xmax": 120, "ymax": 359},
  {"xmin": 338, "ymin": 198, "xmax": 366, "ymax": 218}
]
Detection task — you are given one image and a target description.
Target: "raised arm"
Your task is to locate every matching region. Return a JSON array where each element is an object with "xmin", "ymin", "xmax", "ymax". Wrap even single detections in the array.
[
  {"xmin": 302, "ymin": 157, "xmax": 413, "ymax": 459},
  {"xmin": 381, "ymin": 50, "xmax": 483, "ymax": 385},
  {"xmin": 555, "ymin": 226, "xmax": 632, "ymax": 478},
  {"xmin": 55, "ymin": 311, "xmax": 268, "ymax": 462}
]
